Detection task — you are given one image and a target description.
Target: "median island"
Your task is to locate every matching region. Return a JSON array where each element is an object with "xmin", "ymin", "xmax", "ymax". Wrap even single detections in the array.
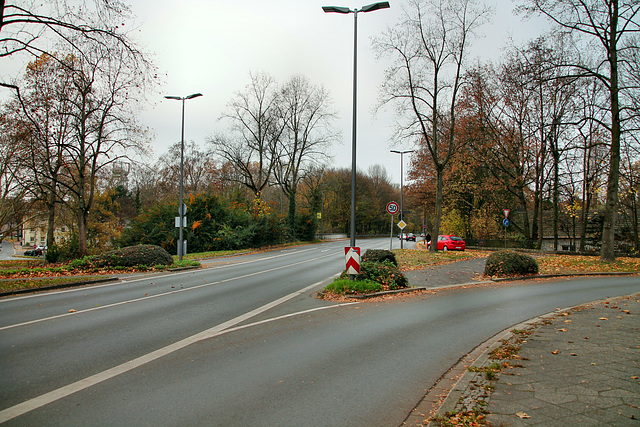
[{"xmin": 320, "ymin": 248, "xmax": 640, "ymax": 301}]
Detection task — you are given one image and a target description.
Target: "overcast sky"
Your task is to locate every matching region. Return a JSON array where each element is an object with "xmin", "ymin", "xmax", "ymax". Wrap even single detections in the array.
[{"xmin": 4, "ymin": 0, "xmax": 549, "ymax": 185}]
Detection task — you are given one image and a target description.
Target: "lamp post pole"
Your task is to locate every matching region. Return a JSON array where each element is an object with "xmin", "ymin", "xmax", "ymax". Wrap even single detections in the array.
[
  {"xmin": 323, "ymin": 2, "xmax": 390, "ymax": 250},
  {"xmin": 391, "ymin": 149, "xmax": 414, "ymax": 249},
  {"xmin": 164, "ymin": 93, "xmax": 202, "ymax": 261}
]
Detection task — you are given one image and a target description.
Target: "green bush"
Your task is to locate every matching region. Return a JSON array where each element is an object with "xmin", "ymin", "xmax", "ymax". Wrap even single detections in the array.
[
  {"xmin": 484, "ymin": 250, "xmax": 539, "ymax": 277},
  {"xmin": 45, "ymin": 243, "xmax": 61, "ymax": 263},
  {"xmin": 333, "ymin": 259, "xmax": 409, "ymax": 293},
  {"xmin": 92, "ymin": 245, "xmax": 174, "ymax": 268},
  {"xmin": 361, "ymin": 249, "xmax": 398, "ymax": 266},
  {"xmin": 359, "ymin": 260, "xmax": 408, "ymax": 289}
]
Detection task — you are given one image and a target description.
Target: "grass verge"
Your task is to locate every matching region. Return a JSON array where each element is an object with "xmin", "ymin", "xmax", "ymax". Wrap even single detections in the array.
[
  {"xmin": 0, "ymin": 276, "xmax": 105, "ymax": 294},
  {"xmin": 323, "ymin": 278, "xmax": 382, "ymax": 295},
  {"xmin": 537, "ymin": 255, "xmax": 640, "ymax": 274},
  {"xmin": 394, "ymin": 249, "xmax": 490, "ymax": 271}
]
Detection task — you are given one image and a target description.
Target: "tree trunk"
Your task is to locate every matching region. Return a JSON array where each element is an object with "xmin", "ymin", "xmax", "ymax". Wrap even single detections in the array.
[
  {"xmin": 288, "ymin": 191, "xmax": 296, "ymax": 239},
  {"xmin": 46, "ymin": 191, "xmax": 56, "ymax": 252},
  {"xmin": 77, "ymin": 208, "xmax": 88, "ymax": 257},
  {"xmin": 430, "ymin": 167, "xmax": 444, "ymax": 252},
  {"xmin": 600, "ymin": 3, "xmax": 621, "ymax": 262}
]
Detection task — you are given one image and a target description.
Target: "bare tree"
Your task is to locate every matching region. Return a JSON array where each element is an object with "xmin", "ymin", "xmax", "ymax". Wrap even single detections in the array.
[
  {"xmin": 5, "ymin": 53, "xmax": 76, "ymax": 248},
  {"xmin": 1, "ymin": 0, "xmax": 141, "ymax": 92},
  {"xmin": 374, "ymin": 0, "xmax": 492, "ymax": 251},
  {"xmin": 519, "ymin": 0, "xmax": 640, "ymax": 260},
  {"xmin": 210, "ymin": 72, "xmax": 284, "ymax": 199},
  {"xmin": 157, "ymin": 140, "xmax": 219, "ymax": 195},
  {"xmin": 53, "ymin": 38, "xmax": 150, "ymax": 256},
  {"xmin": 0, "ymin": 108, "xmax": 31, "ymax": 239},
  {"xmin": 273, "ymin": 75, "xmax": 337, "ymax": 235}
]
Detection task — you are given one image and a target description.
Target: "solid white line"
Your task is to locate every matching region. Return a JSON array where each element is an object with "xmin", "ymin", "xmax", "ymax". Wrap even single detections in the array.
[
  {"xmin": 0, "ymin": 251, "xmax": 340, "ymax": 331},
  {"xmin": 0, "ymin": 246, "xmax": 322, "ymax": 303},
  {"xmin": 0, "ymin": 278, "xmax": 353, "ymax": 423}
]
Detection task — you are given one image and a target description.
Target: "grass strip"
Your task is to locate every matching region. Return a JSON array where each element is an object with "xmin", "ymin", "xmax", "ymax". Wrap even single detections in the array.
[{"xmin": 0, "ymin": 276, "xmax": 107, "ymax": 294}]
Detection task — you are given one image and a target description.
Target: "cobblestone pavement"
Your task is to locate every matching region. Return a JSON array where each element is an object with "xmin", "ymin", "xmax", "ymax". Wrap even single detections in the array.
[{"xmin": 422, "ymin": 294, "xmax": 640, "ymax": 426}]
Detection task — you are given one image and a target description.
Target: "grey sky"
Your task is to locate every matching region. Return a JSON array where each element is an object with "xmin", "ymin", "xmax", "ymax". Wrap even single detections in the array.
[{"xmin": 3, "ymin": 0, "xmax": 549, "ymax": 184}]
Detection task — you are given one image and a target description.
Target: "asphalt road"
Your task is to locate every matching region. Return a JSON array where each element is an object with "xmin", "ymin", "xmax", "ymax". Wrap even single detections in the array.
[
  {"xmin": 1, "ymin": 239, "xmax": 639, "ymax": 426},
  {"xmin": 0, "ymin": 240, "xmax": 16, "ymax": 261}
]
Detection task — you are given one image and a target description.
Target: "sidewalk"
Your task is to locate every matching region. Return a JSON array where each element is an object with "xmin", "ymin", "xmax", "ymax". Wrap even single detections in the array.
[{"xmin": 420, "ymin": 293, "xmax": 640, "ymax": 426}]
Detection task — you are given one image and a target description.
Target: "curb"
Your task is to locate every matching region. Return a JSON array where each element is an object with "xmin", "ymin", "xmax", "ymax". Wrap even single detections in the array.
[
  {"xmin": 405, "ymin": 294, "xmax": 639, "ymax": 426},
  {"xmin": 0, "ymin": 277, "xmax": 119, "ymax": 298}
]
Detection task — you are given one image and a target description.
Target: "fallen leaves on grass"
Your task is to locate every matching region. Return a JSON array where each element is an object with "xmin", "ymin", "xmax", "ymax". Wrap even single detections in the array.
[{"xmin": 537, "ymin": 255, "xmax": 640, "ymax": 275}]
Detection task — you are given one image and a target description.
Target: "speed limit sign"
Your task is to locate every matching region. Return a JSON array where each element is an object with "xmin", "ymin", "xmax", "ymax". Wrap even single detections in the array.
[{"xmin": 386, "ymin": 201, "xmax": 399, "ymax": 215}]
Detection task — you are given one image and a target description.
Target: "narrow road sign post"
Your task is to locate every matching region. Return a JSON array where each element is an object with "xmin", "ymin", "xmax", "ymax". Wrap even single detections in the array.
[
  {"xmin": 386, "ymin": 201, "xmax": 399, "ymax": 250},
  {"xmin": 503, "ymin": 218, "xmax": 509, "ymax": 248}
]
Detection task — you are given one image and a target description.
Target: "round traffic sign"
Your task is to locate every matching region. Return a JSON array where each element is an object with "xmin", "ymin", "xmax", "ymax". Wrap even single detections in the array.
[
  {"xmin": 503, "ymin": 218, "xmax": 510, "ymax": 227},
  {"xmin": 386, "ymin": 201, "xmax": 399, "ymax": 215}
]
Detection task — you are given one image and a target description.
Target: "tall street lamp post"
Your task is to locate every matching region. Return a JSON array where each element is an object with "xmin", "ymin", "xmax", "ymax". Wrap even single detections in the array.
[
  {"xmin": 164, "ymin": 93, "xmax": 203, "ymax": 261},
  {"xmin": 323, "ymin": 2, "xmax": 390, "ymax": 251},
  {"xmin": 391, "ymin": 149, "xmax": 414, "ymax": 249}
]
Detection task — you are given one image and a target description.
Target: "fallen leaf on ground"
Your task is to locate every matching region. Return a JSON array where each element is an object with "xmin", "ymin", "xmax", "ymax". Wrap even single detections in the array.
[
  {"xmin": 557, "ymin": 328, "xmax": 567, "ymax": 332},
  {"xmin": 552, "ymin": 350, "xmax": 559, "ymax": 354},
  {"xmin": 516, "ymin": 412, "xmax": 531, "ymax": 419},
  {"xmin": 68, "ymin": 309, "xmax": 76, "ymax": 313},
  {"xmin": 599, "ymin": 317, "xmax": 608, "ymax": 320}
]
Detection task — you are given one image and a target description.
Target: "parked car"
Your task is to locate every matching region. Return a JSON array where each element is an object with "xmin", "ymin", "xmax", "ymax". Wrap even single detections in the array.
[
  {"xmin": 427, "ymin": 235, "xmax": 466, "ymax": 251},
  {"xmin": 34, "ymin": 245, "xmax": 47, "ymax": 256},
  {"xmin": 23, "ymin": 249, "xmax": 37, "ymax": 256},
  {"xmin": 405, "ymin": 233, "xmax": 416, "ymax": 242}
]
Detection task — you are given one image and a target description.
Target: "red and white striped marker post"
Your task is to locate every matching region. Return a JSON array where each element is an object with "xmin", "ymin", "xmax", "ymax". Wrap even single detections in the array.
[{"xmin": 345, "ymin": 247, "xmax": 361, "ymax": 275}]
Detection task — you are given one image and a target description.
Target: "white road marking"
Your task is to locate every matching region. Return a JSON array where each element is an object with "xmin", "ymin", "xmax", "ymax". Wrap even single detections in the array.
[
  {"xmin": 0, "ymin": 276, "xmax": 355, "ymax": 423},
  {"xmin": 1, "ymin": 246, "xmax": 322, "ymax": 303},
  {"xmin": 0, "ymin": 251, "xmax": 340, "ymax": 331}
]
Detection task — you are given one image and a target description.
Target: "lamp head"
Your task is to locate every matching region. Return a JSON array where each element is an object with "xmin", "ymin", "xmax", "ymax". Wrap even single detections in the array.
[
  {"xmin": 361, "ymin": 2, "xmax": 390, "ymax": 12},
  {"xmin": 322, "ymin": 6, "xmax": 352, "ymax": 13}
]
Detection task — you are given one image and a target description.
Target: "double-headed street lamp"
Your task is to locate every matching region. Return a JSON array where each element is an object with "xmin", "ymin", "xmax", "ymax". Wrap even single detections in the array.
[
  {"xmin": 164, "ymin": 93, "xmax": 203, "ymax": 261},
  {"xmin": 322, "ymin": 2, "xmax": 390, "ymax": 251},
  {"xmin": 391, "ymin": 149, "xmax": 414, "ymax": 249}
]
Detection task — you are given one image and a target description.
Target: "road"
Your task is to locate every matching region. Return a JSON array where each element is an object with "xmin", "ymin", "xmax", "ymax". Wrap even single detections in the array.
[
  {"xmin": 0, "ymin": 240, "xmax": 16, "ymax": 261},
  {"xmin": 1, "ymin": 239, "xmax": 638, "ymax": 426}
]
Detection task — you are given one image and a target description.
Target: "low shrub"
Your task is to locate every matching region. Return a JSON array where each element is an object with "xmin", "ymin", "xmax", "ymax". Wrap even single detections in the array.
[
  {"xmin": 484, "ymin": 250, "xmax": 539, "ymax": 277},
  {"xmin": 328, "ymin": 259, "xmax": 409, "ymax": 295},
  {"xmin": 45, "ymin": 243, "xmax": 61, "ymax": 263},
  {"xmin": 361, "ymin": 249, "xmax": 398, "ymax": 266},
  {"xmin": 92, "ymin": 245, "xmax": 174, "ymax": 268},
  {"xmin": 359, "ymin": 260, "xmax": 408, "ymax": 290}
]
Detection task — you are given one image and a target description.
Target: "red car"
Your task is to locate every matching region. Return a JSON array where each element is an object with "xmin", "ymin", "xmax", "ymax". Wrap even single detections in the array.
[{"xmin": 427, "ymin": 235, "xmax": 466, "ymax": 251}]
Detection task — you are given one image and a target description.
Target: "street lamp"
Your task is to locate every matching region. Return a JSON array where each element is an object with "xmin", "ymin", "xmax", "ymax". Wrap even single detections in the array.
[
  {"xmin": 323, "ymin": 2, "xmax": 390, "ymax": 251},
  {"xmin": 391, "ymin": 149, "xmax": 414, "ymax": 249},
  {"xmin": 164, "ymin": 92, "xmax": 203, "ymax": 261}
]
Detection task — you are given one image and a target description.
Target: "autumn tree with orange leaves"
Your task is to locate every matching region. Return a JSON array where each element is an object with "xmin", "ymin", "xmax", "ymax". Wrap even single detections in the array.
[{"xmin": 374, "ymin": 0, "xmax": 492, "ymax": 251}]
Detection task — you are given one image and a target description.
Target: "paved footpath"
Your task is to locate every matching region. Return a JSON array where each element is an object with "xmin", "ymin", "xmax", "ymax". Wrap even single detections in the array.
[{"xmin": 420, "ymin": 293, "xmax": 640, "ymax": 426}]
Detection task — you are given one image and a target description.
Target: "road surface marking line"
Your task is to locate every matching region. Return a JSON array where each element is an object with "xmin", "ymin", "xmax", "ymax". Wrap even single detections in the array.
[
  {"xmin": 0, "ymin": 247, "xmax": 323, "ymax": 304},
  {"xmin": 0, "ymin": 279, "xmax": 345, "ymax": 423},
  {"xmin": 0, "ymin": 252, "xmax": 340, "ymax": 331}
]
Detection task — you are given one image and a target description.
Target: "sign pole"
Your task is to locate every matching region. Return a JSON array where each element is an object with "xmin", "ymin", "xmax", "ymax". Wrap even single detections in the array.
[
  {"xmin": 503, "ymin": 209, "xmax": 510, "ymax": 249},
  {"xmin": 389, "ymin": 214, "xmax": 394, "ymax": 251}
]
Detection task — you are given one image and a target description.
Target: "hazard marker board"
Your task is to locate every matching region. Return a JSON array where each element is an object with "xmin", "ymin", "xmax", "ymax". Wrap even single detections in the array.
[{"xmin": 345, "ymin": 247, "xmax": 361, "ymax": 275}]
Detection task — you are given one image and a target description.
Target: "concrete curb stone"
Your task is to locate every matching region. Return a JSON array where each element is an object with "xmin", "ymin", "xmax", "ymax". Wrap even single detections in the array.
[{"xmin": 411, "ymin": 293, "xmax": 640, "ymax": 426}]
